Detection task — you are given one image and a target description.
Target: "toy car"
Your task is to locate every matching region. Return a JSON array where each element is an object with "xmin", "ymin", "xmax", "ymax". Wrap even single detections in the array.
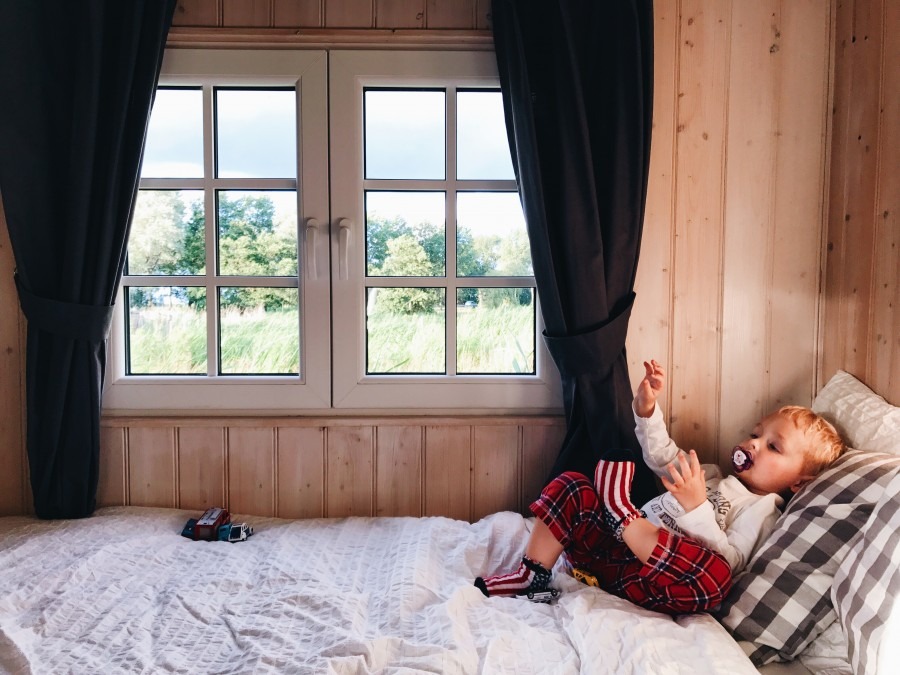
[
  {"xmin": 180, "ymin": 507, "xmax": 231, "ymax": 541},
  {"xmin": 224, "ymin": 522, "xmax": 254, "ymax": 542},
  {"xmin": 525, "ymin": 589, "xmax": 560, "ymax": 604},
  {"xmin": 194, "ymin": 507, "xmax": 230, "ymax": 541}
]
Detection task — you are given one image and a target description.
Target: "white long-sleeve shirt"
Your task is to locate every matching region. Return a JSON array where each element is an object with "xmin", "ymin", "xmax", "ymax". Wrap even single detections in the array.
[{"xmin": 634, "ymin": 404, "xmax": 783, "ymax": 574}]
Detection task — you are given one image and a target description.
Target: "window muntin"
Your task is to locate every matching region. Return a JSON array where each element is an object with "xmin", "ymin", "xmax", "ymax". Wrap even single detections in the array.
[
  {"xmin": 359, "ymin": 88, "xmax": 536, "ymax": 379},
  {"xmin": 123, "ymin": 85, "xmax": 299, "ymax": 379}
]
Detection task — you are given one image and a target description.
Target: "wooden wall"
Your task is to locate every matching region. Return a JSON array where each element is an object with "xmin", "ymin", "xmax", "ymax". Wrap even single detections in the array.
[
  {"xmin": 1, "ymin": 0, "xmax": 896, "ymax": 517},
  {"xmin": 98, "ymin": 417, "xmax": 563, "ymax": 519},
  {"xmin": 822, "ymin": 0, "xmax": 900, "ymax": 405},
  {"xmin": 171, "ymin": 0, "xmax": 493, "ymax": 31}
]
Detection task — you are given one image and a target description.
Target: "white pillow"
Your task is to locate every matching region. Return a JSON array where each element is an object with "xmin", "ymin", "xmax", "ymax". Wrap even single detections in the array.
[{"xmin": 812, "ymin": 370, "xmax": 900, "ymax": 456}]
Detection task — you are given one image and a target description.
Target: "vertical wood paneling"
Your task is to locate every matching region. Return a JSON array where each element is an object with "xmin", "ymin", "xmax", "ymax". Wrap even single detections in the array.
[
  {"xmin": 375, "ymin": 425, "xmax": 422, "ymax": 516},
  {"xmin": 474, "ymin": 0, "xmax": 491, "ymax": 30},
  {"xmin": 97, "ymin": 427, "xmax": 127, "ymax": 507},
  {"xmin": 178, "ymin": 426, "xmax": 226, "ymax": 510},
  {"xmin": 326, "ymin": 0, "xmax": 373, "ymax": 28},
  {"xmin": 376, "ymin": 0, "xmax": 424, "ymax": 28},
  {"xmin": 128, "ymin": 428, "xmax": 176, "ymax": 507},
  {"xmin": 273, "ymin": 0, "xmax": 322, "ymax": 27},
  {"xmin": 870, "ymin": 0, "xmax": 900, "ymax": 402},
  {"xmin": 630, "ymin": 0, "xmax": 678, "ymax": 402},
  {"xmin": 426, "ymin": 0, "xmax": 475, "ymax": 29},
  {"xmin": 521, "ymin": 423, "xmax": 565, "ymax": 512},
  {"xmin": 424, "ymin": 425, "xmax": 472, "ymax": 520},
  {"xmin": 326, "ymin": 426, "xmax": 374, "ymax": 516},
  {"xmin": 276, "ymin": 427, "xmax": 325, "ymax": 518},
  {"xmin": 719, "ymin": 0, "xmax": 778, "ymax": 460},
  {"xmin": 472, "ymin": 425, "xmax": 519, "ymax": 520},
  {"xmin": 0, "ymin": 198, "xmax": 24, "ymax": 516},
  {"xmin": 670, "ymin": 0, "xmax": 731, "ymax": 457},
  {"xmin": 228, "ymin": 427, "xmax": 276, "ymax": 515},
  {"xmin": 823, "ymin": 0, "xmax": 855, "ymax": 385},
  {"xmin": 822, "ymin": 0, "xmax": 899, "ymax": 406},
  {"xmin": 840, "ymin": 1, "xmax": 881, "ymax": 380},
  {"xmin": 223, "ymin": 0, "xmax": 271, "ymax": 27},
  {"xmin": 767, "ymin": 0, "xmax": 832, "ymax": 409},
  {"xmin": 172, "ymin": 0, "xmax": 221, "ymax": 27}
]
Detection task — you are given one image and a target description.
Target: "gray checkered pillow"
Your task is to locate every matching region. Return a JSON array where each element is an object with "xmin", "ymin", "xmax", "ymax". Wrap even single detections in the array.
[
  {"xmin": 832, "ymin": 467, "xmax": 900, "ymax": 675},
  {"xmin": 714, "ymin": 449, "xmax": 900, "ymax": 667}
]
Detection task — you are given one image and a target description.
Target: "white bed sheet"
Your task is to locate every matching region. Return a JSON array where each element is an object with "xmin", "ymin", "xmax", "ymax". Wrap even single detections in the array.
[{"xmin": 0, "ymin": 507, "xmax": 761, "ymax": 674}]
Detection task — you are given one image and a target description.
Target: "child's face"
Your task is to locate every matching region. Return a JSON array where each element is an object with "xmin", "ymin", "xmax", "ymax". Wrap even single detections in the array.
[{"xmin": 732, "ymin": 412, "xmax": 814, "ymax": 496}]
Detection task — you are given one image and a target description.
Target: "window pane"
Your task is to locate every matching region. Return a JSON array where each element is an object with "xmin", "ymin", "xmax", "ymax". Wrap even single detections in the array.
[
  {"xmin": 366, "ymin": 287, "xmax": 445, "ymax": 374},
  {"xmin": 366, "ymin": 191, "xmax": 445, "ymax": 277},
  {"xmin": 457, "ymin": 288, "xmax": 535, "ymax": 374},
  {"xmin": 126, "ymin": 287, "xmax": 206, "ymax": 375},
  {"xmin": 216, "ymin": 89, "xmax": 296, "ymax": 178},
  {"xmin": 365, "ymin": 90, "xmax": 445, "ymax": 179},
  {"xmin": 219, "ymin": 288, "xmax": 299, "ymax": 375},
  {"xmin": 457, "ymin": 192, "xmax": 532, "ymax": 277},
  {"xmin": 457, "ymin": 91, "xmax": 515, "ymax": 180},
  {"xmin": 141, "ymin": 88, "xmax": 203, "ymax": 178},
  {"xmin": 128, "ymin": 190, "xmax": 205, "ymax": 275},
  {"xmin": 217, "ymin": 191, "xmax": 298, "ymax": 276}
]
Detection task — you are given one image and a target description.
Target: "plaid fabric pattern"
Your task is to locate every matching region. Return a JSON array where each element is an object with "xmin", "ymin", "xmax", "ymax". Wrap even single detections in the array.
[
  {"xmin": 714, "ymin": 450, "xmax": 900, "ymax": 667},
  {"xmin": 531, "ymin": 471, "xmax": 732, "ymax": 615},
  {"xmin": 832, "ymin": 462, "xmax": 900, "ymax": 675}
]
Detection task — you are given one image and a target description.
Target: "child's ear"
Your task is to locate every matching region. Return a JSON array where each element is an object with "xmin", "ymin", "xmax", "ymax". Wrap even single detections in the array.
[{"xmin": 789, "ymin": 475, "xmax": 816, "ymax": 494}]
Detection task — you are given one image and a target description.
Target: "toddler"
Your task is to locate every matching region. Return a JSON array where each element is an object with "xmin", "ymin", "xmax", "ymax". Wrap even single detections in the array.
[{"xmin": 475, "ymin": 359, "xmax": 845, "ymax": 614}]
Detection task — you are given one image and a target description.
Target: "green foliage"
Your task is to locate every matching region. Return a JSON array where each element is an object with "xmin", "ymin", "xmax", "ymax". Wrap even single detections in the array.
[{"xmin": 128, "ymin": 191, "xmax": 298, "ymax": 312}]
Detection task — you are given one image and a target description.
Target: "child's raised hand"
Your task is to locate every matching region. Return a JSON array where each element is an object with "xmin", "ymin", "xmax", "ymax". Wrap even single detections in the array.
[
  {"xmin": 661, "ymin": 449, "xmax": 707, "ymax": 513},
  {"xmin": 634, "ymin": 359, "xmax": 665, "ymax": 418}
]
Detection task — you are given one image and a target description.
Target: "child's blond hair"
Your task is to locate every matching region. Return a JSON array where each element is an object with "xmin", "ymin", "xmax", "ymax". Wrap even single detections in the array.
[{"xmin": 776, "ymin": 405, "xmax": 846, "ymax": 475}]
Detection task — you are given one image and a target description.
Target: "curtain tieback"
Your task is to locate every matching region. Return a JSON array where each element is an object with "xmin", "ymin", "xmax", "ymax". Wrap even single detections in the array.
[
  {"xmin": 543, "ymin": 292, "xmax": 635, "ymax": 379},
  {"xmin": 15, "ymin": 273, "xmax": 114, "ymax": 343}
]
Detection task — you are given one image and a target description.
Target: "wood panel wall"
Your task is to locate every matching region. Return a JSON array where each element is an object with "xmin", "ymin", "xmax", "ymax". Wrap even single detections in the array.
[
  {"xmin": 822, "ymin": 0, "xmax": 900, "ymax": 405},
  {"xmin": 171, "ymin": 0, "xmax": 493, "ymax": 31},
  {"xmin": 97, "ymin": 417, "xmax": 564, "ymax": 520},
  {"xmin": 1, "ymin": 0, "xmax": 896, "ymax": 517}
]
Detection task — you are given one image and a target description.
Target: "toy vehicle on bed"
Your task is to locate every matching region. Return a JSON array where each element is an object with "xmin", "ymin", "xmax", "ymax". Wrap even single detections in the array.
[{"xmin": 180, "ymin": 507, "xmax": 254, "ymax": 543}]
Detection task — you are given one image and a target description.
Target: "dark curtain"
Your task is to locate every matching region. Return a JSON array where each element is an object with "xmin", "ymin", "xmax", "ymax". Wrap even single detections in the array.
[
  {"xmin": 0, "ymin": 0, "xmax": 177, "ymax": 518},
  {"xmin": 492, "ymin": 0, "xmax": 657, "ymax": 505}
]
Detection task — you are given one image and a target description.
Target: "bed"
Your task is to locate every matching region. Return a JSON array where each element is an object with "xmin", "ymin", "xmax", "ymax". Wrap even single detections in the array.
[{"xmin": 1, "ymin": 371, "xmax": 897, "ymax": 675}]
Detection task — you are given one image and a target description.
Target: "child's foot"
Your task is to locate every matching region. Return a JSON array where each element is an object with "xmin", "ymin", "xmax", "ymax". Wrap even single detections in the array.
[
  {"xmin": 595, "ymin": 453, "xmax": 644, "ymax": 539},
  {"xmin": 474, "ymin": 555, "xmax": 552, "ymax": 597}
]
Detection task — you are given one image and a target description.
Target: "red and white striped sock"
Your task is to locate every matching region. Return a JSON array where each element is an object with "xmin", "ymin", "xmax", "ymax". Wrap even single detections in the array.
[
  {"xmin": 594, "ymin": 458, "xmax": 643, "ymax": 533},
  {"xmin": 474, "ymin": 556, "xmax": 552, "ymax": 597}
]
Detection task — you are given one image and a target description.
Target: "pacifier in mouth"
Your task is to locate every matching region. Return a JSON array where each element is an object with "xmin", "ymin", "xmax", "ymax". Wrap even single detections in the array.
[{"xmin": 732, "ymin": 447, "xmax": 753, "ymax": 473}]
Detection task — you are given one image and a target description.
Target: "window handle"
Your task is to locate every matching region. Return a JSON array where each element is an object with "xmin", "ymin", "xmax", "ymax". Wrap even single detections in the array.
[
  {"xmin": 305, "ymin": 218, "xmax": 319, "ymax": 281},
  {"xmin": 338, "ymin": 218, "xmax": 352, "ymax": 281}
]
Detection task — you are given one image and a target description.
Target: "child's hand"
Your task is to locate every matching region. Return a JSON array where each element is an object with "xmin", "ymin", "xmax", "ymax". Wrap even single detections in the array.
[
  {"xmin": 661, "ymin": 450, "xmax": 707, "ymax": 513},
  {"xmin": 634, "ymin": 359, "xmax": 665, "ymax": 418}
]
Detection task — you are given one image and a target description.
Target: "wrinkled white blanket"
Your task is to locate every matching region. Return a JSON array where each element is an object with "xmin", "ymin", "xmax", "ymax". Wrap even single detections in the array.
[{"xmin": 0, "ymin": 507, "xmax": 759, "ymax": 674}]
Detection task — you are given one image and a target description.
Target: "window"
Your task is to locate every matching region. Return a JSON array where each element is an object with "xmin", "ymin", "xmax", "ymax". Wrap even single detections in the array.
[{"xmin": 104, "ymin": 50, "xmax": 561, "ymax": 412}]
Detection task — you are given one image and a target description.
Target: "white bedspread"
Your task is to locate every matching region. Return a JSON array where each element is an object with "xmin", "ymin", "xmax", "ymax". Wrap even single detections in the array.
[{"xmin": 0, "ymin": 507, "xmax": 759, "ymax": 674}]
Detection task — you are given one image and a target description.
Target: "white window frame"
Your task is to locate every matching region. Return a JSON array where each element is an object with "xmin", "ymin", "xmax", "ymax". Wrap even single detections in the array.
[
  {"xmin": 104, "ymin": 49, "xmax": 331, "ymax": 411},
  {"xmin": 103, "ymin": 49, "xmax": 562, "ymax": 414},
  {"xmin": 329, "ymin": 51, "xmax": 560, "ymax": 410}
]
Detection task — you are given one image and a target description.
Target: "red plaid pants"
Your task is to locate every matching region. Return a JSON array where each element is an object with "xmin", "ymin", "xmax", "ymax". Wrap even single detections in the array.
[{"xmin": 530, "ymin": 471, "xmax": 733, "ymax": 615}]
